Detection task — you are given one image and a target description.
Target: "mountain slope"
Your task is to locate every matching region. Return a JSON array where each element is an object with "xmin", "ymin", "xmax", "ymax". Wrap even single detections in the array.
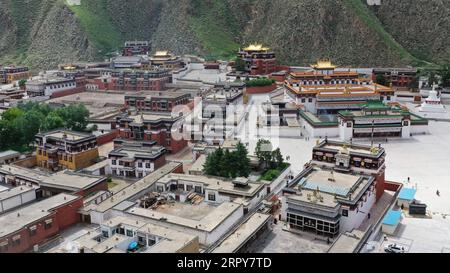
[{"xmin": 0, "ymin": 0, "xmax": 448, "ymax": 69}]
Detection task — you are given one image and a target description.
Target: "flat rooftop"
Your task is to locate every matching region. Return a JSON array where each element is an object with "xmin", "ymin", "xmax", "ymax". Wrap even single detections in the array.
[
  {"xmin": 213, "ymin": 213, "xmax": 271, "ymax": 253},
  {"xmin": 0, "ymin": 150, "xmax": 20, "ymax": 158},
  {"xmin": 127, "ymin": 113, "xmax": 179, "ymax": 124},
  {"xmin": 288, "ymin": 166, "xmax": 373, "ymax": 207},
  {"xmin": 0, "ymin": 185, "xmax": 36, "ymax": 201},
  {"xmin": 43, "ymin": 130, "xmax": 92, "ymax": 141},
  {"xmin": 126, "ymin": 89, "xmax": 192, "ymax": 100},
  {"xmin": 76, "ymin": 216, "xmax": 197, "ymax": 253},
  {"xmin": 0, "ymin": 194, "xmax": 80, "ymax": 238},
  {"xmin": 127, "ymin": 201, "xmax": 241, "ymax": 232},
  {"xmin": 0, "ymin": 165, "xmax": 105, "ymax": 191},
  {"xmin": 188, "ymin": 154, "xmax": 206, "ymax": 174},
  {"xmin": 39, "ymin": 171, "xmax": 105, "ymax": 191},
  {"xmin": 158, "ymin": 173, "xmax": 264, "ymax": 198},
  {"xmin": 109, "ymin": 146, "xmax": 165, "ymax": 159},
  {"xmin": 94, "ymin": 161, "xmax": 181, "ymax": 213},
  {"xmin": 315, "ymin": 140, "xmax": 384, "ymax": 158}
]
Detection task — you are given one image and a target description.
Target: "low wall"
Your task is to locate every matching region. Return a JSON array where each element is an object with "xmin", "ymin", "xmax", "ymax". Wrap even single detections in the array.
[
  {"xmin": 50, "ymin": 87, "xmax": 85, "ymax": 99},
  {"xmin": 13, "ymin": 156, "xmax": 37, "ymax": 168},
  {"xmin": 246, "ymin": 84, "xmax": 277, "ymax": 94},
  {"xmin": 97, "ymin": 130, "xmax": 119, "ymax": 146}
]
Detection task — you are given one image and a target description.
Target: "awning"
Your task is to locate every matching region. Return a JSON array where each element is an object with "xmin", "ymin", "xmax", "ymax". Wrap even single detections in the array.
[
  {"xmin": 0, "ymin": 241, "xmax": 8, "ymax": 247},
  {"xmin": 45, "ymin": 219, "xmax": 53, "ymax": 224},
  {"xmin": 12, "ymin": 234, "xmax": 21, "ymax": 241},
  {"xmin": 29, "ymin": 225, "xmax": 37, "ymax": 231},
  {"xmin": 315, "ymin": 152, "xmax": 324, "ymax": 156},
  {"xmin": 364, "ymin": 159, "xmax": 373, "ymax": 163},
  {"xmin": 353, "ymin": 157, "xmax": 362, "ymax": 162}
]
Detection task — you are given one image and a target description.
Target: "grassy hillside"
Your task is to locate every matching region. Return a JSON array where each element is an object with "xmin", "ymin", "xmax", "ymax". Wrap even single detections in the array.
[
  {"xmin": 67, "ymin": 0, "xmax": 121, "ymax": 56},
  {"xmin": 343, "ymin": 0, "xmax": 428, "ymax": 66},
  {"xmin": 189, "ymin": 0, "xmax": 241, "ymax": 60}
]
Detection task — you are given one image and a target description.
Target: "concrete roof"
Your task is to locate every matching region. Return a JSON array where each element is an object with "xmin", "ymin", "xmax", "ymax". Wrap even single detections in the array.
[
  {"xmin": 188, "ymin": 154, "xmax": 206, "ymax": 174},
  {"xmin": 94, "ymin": 161, "xmax": 181, "ymax": 213},
  {"xmin": 127, "ymin": 202, "xmax": 241, "ymax": 232},
  {"xmin": 0, "ymin": 194, "xmax": 80, "ymax": 238},
  {"xmin": 157, "ymin": 173, "xmax": 264, "ymax": 198},
  {"xmin": 0, "ymin": 150, "xmax": 20, "ymax": 158},
  {"xmin": 0, "ymin": 165, "xmax": 106, "ymax": 191},
  {"xmin": 287, "ymin": 166, "xmax": 373, "ymax": 208},
  {"xmin": 213, "ymin": 213, "xmax": 271, "ymax": 253},
  {"xmin": 76, "ymin": 216, "xmax": 198, "ymax": 253},
  {"xmin": 0, "ymin": 185, "xmax": 36, "ymax": 201}
]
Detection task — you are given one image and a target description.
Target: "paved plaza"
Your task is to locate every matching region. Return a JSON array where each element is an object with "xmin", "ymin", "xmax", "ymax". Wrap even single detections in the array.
[{"xmin": 235, "ymin": 94, "xmax": 450, "ymax": 253}]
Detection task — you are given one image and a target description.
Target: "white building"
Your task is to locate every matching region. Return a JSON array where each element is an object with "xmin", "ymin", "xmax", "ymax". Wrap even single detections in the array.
[{"xmin": 0, "ymin": 185, "xmax": 37, "ymax": 214}]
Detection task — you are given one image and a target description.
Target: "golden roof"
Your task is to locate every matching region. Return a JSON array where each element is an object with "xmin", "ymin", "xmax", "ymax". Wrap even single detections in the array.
[
  {"xmin": 311, "ymin": 58, "xmax": 337, "ymax": 70},
  {"xmin": 243, "ymin": 44, "xmax": 270, "ymax": 52},
  {"xmin": 154, "ymin": 51, "xmax": 169, "ymax": 57}
]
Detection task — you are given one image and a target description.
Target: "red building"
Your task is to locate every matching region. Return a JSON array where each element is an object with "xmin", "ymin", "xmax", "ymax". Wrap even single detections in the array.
[
  {"xmin": 238, "ymin": 44, "xmax": 277, "ymax": 76},
  {"xmin": 124, "ymin": 90, "xmax": 191, "ymax": 113},
  {"xmin": 91, "ymin": 70, "xmax": 172, "ymax": 92},
  {"xmin": 372, "ymin": 68, "xmax": 417, "ymax": 89},
  {"xmin": 114, "ymin": 113, "xmax": 188, "ymax": 154},
  {"xmin": 122, "ymin": 41, "xmax": 150, "ymax": 56},
  {"xmin": 0, "ymin": 194, "xmax": 83, "ymax": 253},
  {"xmin": 0, "ymin": 66, "xmax": 31, "ymax": 84}
]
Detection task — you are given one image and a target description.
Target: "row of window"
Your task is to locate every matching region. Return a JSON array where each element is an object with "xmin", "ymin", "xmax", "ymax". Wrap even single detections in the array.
[
  {"xmin": 0, "ymin": 220, "xmax": 53, "ymax": 252},
  {"xmin": 111, "ymin": 160, "xmax": 152, "ymax": 168},
  {"xmin": 287, "ymin": 213, "xmax": 339, "ymax": 234},
  {"xmin": 48, "ymin": 82, "xmax": 75, "ymax": 89}
]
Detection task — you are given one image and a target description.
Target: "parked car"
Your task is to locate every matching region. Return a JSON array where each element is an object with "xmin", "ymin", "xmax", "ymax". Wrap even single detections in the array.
[{"xmin": 384, "ymin": 243, "xmax": 405, "ymax": 253}]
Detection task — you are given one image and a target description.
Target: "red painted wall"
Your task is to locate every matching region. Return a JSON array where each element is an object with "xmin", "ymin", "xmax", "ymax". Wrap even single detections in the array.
[{"xmin": 246, "ymin": 84, "xmax": 277, "ymax": 94}]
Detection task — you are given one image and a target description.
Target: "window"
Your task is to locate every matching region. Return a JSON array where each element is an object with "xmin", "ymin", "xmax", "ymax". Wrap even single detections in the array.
[
  {"xmin": 0, "ymin": 242, "xmax": 8, "ymax": 252},
  {"xmin": 186, "ymin": 185, "xmax": 193, "ymax": 191},
  {"xmin": 116, "ymin": 227, "xmax": 125, "ymax": 235},
  {"xmin": 112, "ymin": 160, "xmax": 117, "ymax": 165},
  {"xmin": 44, "ymin": 219, "xmax": 53, "ymax": 230},
  {"xmin": 208, "ymin": 193, "xmax": 216, "ymax": 201},
  {"xmin": 194, "ymin": 186, "xmax": 202, "ymax": 194},
  {"xmin": 138, "ymin": 162, "xmax": 143, "ymax": 168},
  {"xmin": 102, "ymin": 230, "xmax": 109, "ymax": 238},
  {"xmin": 308, "ymin": 98, "xmax": 313, "ymax": 103},
  {"xmin": 342, "ymin": 209, "xmax": 349, "ymax": 217},
  {"xmin": 29, "ymin": 226, "xmax": 37, "ymax": 236},
  {"xmin": 126, "ymin": 229, "xmax": 134, "ymax": 237},
  {"xmin": 148, "ymin": 238, "xmax": 156, "ymax": 246},
  {"xmin": 12, "ymin": 238, "xmax": 21, "ymax": 247},
  {"xmin": 145, "ymin": 163, "xmax": 151, "ymax": 168},
  {"xmin": 138, "ymin": 236, "xmax": 146, "ymax": 245}
]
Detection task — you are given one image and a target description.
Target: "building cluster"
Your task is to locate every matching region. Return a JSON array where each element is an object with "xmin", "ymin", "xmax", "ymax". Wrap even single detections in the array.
[{"xmin": 0, "ymin": 41, "xmax": 437, "ymax": 254}]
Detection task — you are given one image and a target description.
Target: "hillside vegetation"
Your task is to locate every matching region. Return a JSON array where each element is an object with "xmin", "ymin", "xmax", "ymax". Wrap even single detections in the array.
[{"xmin": 0, "ymin": 0, "xmax": 448, "ymax": 69}]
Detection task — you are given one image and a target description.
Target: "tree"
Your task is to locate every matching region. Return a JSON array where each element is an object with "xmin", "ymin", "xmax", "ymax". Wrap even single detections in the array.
[
  {"xmin": 438, "ymin": 64, "xmax": 450, "ymax": 87},
  {"xmin": 42, "ymin": 112, "xmax": 65, "ymax": 131},
  {"xmin": 203, "ymin": 144, "xmax": 251, "ymax": 178},
  {"xmin": 203, "ymin": 151, "xmax": 219, "ymax": 176},
  {"xmin": 375, "ymin": 74, "xmax": 387, "ymax": 86},
  {"xmin": 255, "ymin": 139, "xmax": 273, "ymax": 169},
  {"xmin": 235, "ymin": 57, "xmax": 246, "ymax": 72},
  {"xmin": 18, "ymin": 79, "xmax": 27, "ymax": 89},
  {"xmin": 272, "ymin": 148, "xmax": 284, "ymax": 168},
  {"xmin": 56, "ymin": 104, "xmax": 90, "ymax": 131},
  {"xmin": 1, "ymin": 108, "xmax": 24, "ymax": 122},
  {"xmin": 235, "ymin": 142, "xmax": 251, "ymax": 177}
]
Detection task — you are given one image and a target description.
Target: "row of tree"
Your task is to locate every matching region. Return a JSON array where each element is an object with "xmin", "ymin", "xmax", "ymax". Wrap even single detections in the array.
[
  {"xmin": 203, "ymin": 142, "xmax": 251, "ymax": 178},
  {"xmin": 255, "ymin": 139, "xmax": 284, "ymax": 170},
  {"xmin": 0, "ymin": 102, "xmax": 90, "ymax": 152}
]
